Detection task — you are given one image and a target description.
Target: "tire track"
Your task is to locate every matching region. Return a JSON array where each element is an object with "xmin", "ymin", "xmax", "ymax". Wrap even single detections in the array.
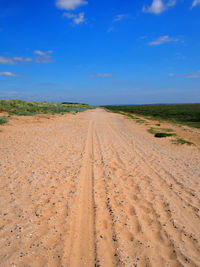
[
  {"xmin": 68, "ymin": 120, "xmax": 96, "ymax": 267},
  {"xmin": 93, "ymin": 127, "xmax": 121, "ymax": 266}
]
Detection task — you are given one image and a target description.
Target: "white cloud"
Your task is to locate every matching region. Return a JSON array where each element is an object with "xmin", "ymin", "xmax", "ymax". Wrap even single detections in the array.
[
  {"xmin": 13, "ymin": 57, "xmax": 24, "ymax": 62},
  {"xmin": 74, "ymin": 12, "xmax": 85, "ymax": 24},
  {"xmin": 0, "ymin": 56, "xmax": 17, "ymax": 65},
  {"xmin": 56, "ymin": 0, "xmax": 88, "ymax": 10},
  {"xmin": 191, "ymin": 0, "xmax": 200, "ymax": 8},
  {"xmin": 13, "ymin": 57, "xmax": 32, "ymax": 63},
  {"xmin": 63, "ymin": 12, "xmax": 85, "ymax": 24},
  {"xmin": 35, "ymin": 55, "xmax": 52, "ymax": 64},
  {"xmin": 0, "ymin": 52, "xmax": 51, "ymax": 65},
  {"xmin": 169, "ymin": 70, "xmax": 200, "ymax": 79},
  {"xmin": 0, "ymin": 72, "xmax": 24, "ymax": 77},
  {"xmin": 113, "ymin": 14, "xmax": 127, "ymax": 22},
  {"xmin": 0, "ymin": 56, "xmax": 32, "ymax": 64},
  {"xmin": 34, "ymin": 50, "xmax": 53, "ymax": 64},
  {"xmin": 34, "ymin": 50, "xmax": 46, "ymax": 56},
  {"xmin": 149, "ymin": 35, "xmax": 179, "ymax": 45},
  {"xmin": 143, "ymin": 0, "xmax": 176, "ymax": 14},
  {"xmin": 88, "ymin": 73, "xmax": 113, "ymax": 78},
  {"xmin": 24, "ymin": 57, "xmax": 32, "ymax": 62}
]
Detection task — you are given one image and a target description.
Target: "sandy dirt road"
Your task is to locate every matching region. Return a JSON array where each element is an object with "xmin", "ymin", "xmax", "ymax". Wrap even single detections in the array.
[{"xmin": 0, "ymin": 108, "xmax": 200, "ymax": 267}]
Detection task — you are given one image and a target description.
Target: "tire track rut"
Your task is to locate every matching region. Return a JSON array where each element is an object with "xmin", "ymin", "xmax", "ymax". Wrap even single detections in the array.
[{"xmin": 68, "ymin": 120, "xmax": 96, "ymax": 267}]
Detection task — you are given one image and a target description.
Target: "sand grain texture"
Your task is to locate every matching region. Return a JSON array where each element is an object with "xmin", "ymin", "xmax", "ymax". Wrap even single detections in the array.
[{"xmin": 0, "ymin": 109, "xmax": 200, "ymax": 267}]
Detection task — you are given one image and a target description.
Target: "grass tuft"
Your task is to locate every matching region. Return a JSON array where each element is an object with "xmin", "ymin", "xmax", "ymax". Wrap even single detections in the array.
[
  {"xmin": 148, "ymin": 127, "xmax": 176, "ymax": 138},
  {"xmin": 136, "ymin": 119, "xmax": 146, "ymax": 123},
  {"xmin": 161, "ymin": 128, "xmax": 174, "ymax": 132},
  {"xmin": 0, "ymin": 116, "xmax": 9, "ymax": 125},
  {"xmin": 148, "ymin": 127, "xmax": 156, "ymax": 134},
  {"xmin": 173, "ymin": 138, "xmax": 194, "ymax": 145}
]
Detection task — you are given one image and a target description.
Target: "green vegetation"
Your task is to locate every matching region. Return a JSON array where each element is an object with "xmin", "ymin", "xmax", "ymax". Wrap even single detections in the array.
[
  {"xmin": 173, "ymin": 138, "xmax": 194, "ymax": 145},
  {"xmin": 148, "ymin": 127, "xmax": 174, "ymax": 134},
  {"xmin": 0, "ymin": 116, "xmax": 8, "ymax": 125},
  {"xmin": 0, "ymin": 99, "xmax": 94, "ymax": 116},
  {"xmin": 148, "ymin": 127, "xmax": 157, "ymax": 134},
  {"xmin": 160, "ymin": 128, "xmax": 174, "ymax": 132},
  {"xmin": 126, "ymin": 114, "xmax": 139, "ymax": 120},
  {"xmin": 104, "ymin": 104, "xmax": 200, "ymax": 128},
  {"xmin": 148, "ymin": 127, "xmax": 176, "ymax": 138},
  {"xmin": 154, "ymin": 132, "xmax": 176, "ymax": 138},
  {"xmin": 135, "ymin": 119, "xmax": 146, "ymax": 123}
]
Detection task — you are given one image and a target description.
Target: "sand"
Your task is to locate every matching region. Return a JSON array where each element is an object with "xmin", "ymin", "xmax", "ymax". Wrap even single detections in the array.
[{"xmin": 0, "ymin": 108, "xmax": 200, "ymax": 267}]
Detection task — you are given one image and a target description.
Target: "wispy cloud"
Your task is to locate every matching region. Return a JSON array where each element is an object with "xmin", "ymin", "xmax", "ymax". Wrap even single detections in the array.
[
  {"xmin": 88, "ymin": 73, "xmax": 113, "ymax": 78},
  {"xmin": 34, "ymin": 50, "xmax": 53, "ymax": 64},
  {"xmin": 108, "ymin": 14, "xmax": 129, "ymax": 33},
  {"xmin": 34, "ymin": 50, "xmax": 53, "ymax": 55},
  {"xmin": 191, "ymin": 0, "xmax": 200, "ymax": 8},
  {"xmin": 0, "ymin": 56, "xmax": 17, "ymax": 65},
  {"xmin": 34, "ymin": 50, "xmax": 46, "ymax": 56},
  {"xmin": 0, "ymin": 56, "xmax": 32, "ymax": 64},
  {"xmin": 169, "ymin": 70, "xmax": 200, "ymax": 79},
  {"xmin": 13, "ymin": 57, "xmax": 32, "ymax": 63},
  {"xmin": 143, "ymin": 0, "xmax": 176, "ymax": 14},
  {"xmin": 56, "ymin": 0, "xmax": 88, "ymax": 10},
  {"xmin": 113, "ymin": 14, "xmax": 127, "ymax": 22},
  {"xmin": 149, "ymin": 35, "xmax": 179, "ymax": 45},
  {"xmin": 63, "ymin": 12, "xmax": 85, "ymax": 24},
  {"xmin": 0, "ymin": 51, "xmax": 52, "ymax": 65},
  {"xmin": 0, "ymin": 72, "xmax": 25, "ymax": 77}
]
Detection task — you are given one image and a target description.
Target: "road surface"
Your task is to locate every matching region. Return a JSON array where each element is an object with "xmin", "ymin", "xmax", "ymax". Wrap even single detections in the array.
[{"xmin": 0, "ymin": 108, "xmax": 200, "ymax": 266}]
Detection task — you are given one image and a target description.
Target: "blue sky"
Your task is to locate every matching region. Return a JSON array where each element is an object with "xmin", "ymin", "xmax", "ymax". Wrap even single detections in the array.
[{"xmin": 0, "ymin": 0, "xmax": 200, "ymax": 105}]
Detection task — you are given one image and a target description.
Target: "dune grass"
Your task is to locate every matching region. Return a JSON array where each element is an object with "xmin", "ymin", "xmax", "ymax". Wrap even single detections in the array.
[{"xmin": 0, "ymin": 99, "xmax": 94, "ymax": 116}]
